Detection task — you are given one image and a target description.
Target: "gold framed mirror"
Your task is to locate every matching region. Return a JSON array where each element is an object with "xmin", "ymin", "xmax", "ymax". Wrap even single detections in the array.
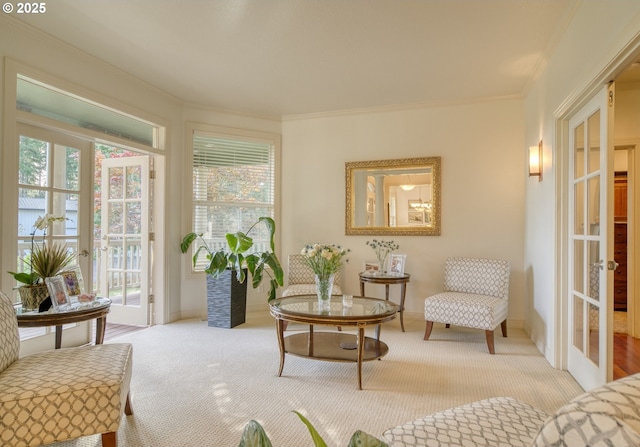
[{"xmin": 345, "ymin": 157, "xmax": 441, "ymax": 236}]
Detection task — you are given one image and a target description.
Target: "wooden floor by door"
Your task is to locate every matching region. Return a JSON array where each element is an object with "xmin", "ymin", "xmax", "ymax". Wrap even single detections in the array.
[{"xmin": 614, "ymin": 333, "xmax": 640, "ymax": 379}]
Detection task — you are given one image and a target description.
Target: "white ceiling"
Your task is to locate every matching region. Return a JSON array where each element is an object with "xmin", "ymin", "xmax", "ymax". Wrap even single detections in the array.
[{"xmin": 12, "ymin": 0, "xmax": 583, "ymax": 117}]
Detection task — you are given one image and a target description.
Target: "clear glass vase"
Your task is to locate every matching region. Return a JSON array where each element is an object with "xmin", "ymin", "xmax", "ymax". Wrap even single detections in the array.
[
  {"xmin": 377, "ymin": 253, "xmax": 389, "ymax": 274},
  {"xmin": 315, "ymin": 274, "xmax": 334, "ymax": 311}
]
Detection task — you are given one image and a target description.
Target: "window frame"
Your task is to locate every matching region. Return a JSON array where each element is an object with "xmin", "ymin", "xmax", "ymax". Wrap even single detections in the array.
[{"xmin": 184, "ymin": 123, "xmax": 281, "ymax": 276}]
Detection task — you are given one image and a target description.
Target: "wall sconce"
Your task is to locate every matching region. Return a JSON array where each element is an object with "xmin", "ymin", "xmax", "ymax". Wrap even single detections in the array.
[{"xmin": 529, "ymin": 140, "xmax": 542, "ymax": 181}]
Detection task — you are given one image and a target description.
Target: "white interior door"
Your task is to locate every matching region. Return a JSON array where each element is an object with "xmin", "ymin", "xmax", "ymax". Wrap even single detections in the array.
[
  {"xmin": 99, "ymin": 156, "xmax": 150, "ymax": 326},
  {"xmin": 567, "ymin": 84, "xmax": 615, "ymax": 389}
]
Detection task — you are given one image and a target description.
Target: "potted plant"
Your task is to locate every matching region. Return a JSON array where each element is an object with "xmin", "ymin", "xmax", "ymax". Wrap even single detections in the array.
[
  {"xmin": 238, "ymin": 411, "xmax": 388, "ymax": 447},
  {"xmin": 8, "ymin": 215, "xmax": 75, "ymax": 310},
  {"xmin": 180, "ymin": 216, "xmax": 284, "ymax": 328}
]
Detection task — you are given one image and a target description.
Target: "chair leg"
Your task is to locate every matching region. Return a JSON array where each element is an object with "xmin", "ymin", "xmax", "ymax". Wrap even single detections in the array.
[
  {"xmin": 102, "ymin": 432, "xmax": 117, "ymax": 447},
  {"xmin": 500, "ymin": 319, "xmax": 507, "ymax": 337},
  {"xmin": 485, "ymin": 330, "xmax": 495, "ymax": 354},
  {"xmin": 424, "ymin": 321, "xmax": 434, "ymax": 340},
  {"xmin": 125, "ymin": 392, "xmax": 133, "ymax": 416}
]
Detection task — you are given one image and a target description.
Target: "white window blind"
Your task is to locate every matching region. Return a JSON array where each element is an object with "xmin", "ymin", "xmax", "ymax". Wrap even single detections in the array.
[{"xmin": 191, "ymin": 131, "xmax": 275, "ymax": 271}]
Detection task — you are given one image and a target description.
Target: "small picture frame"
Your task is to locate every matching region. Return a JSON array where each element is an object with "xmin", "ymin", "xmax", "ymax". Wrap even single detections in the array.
[
  {"xmin": 408, "ymin": 210, "xmax": 424, "ymax": 224},
  {"xmin": 60, "ymin": 265, "xmax": 84, "ymax": 297},
  {"xmin": 363, "ymin": 260, "xmax": 380, "ymax": 274},
  {"xmin": 45, "ymin": 276, "xmax": 71, "ymax": 309},
  {"xmin": 389, "ymin": 254, "xmax": 407, "ymax": 275}
]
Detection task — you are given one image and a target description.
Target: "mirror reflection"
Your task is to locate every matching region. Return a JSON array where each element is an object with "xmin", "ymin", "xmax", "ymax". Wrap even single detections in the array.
[{"xmin": 345, "ymin": 157, "xmax": 441, "ymax": 236}]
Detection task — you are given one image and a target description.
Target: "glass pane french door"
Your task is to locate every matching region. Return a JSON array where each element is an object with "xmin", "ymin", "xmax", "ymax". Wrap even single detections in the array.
[
  {"xmin": 99, "ymin": 156, "xmax": 150, "ymax": 326},
  {"xmin": 16, "ymin": 123, "xmax": 93, "ymax": 347},
  {"xmin": 567, "ymin": 85, "xmax": 614, "ymax": 389}
]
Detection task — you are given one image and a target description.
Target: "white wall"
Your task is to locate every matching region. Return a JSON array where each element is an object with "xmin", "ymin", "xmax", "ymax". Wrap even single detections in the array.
[
  {"xmin": 281, "ymin": 100, "xmax": 526, "ymax": 322},
  {"xmin": 523, "ymin": 2, "xmax": 640, "ymax": 365}
]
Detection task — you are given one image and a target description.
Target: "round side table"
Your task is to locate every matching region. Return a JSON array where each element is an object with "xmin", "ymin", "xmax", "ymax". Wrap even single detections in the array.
[
  {"xmin": 15, "ymin": 298, "xmax": 112, "ymax": 349},
  {"xmin": 359, "ymin": 273, "xmax": 410, "ymax": 332}
]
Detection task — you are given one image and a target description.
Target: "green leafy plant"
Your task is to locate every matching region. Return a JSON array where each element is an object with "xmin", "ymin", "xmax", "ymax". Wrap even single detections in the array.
[
  {"xmin": 238, "ymin": 411, "xmax": 388, "ymax": 447},
  {"xmin": 30, "ymin": 243, "xmax": 76, "ymax": 279},
  {"xmin": 9, "ymin": 214, "xmax": 74, "ymax": 286},
  {"xmin": 180, "ymin": 216, "xmax": 284, "ymax": 301}
]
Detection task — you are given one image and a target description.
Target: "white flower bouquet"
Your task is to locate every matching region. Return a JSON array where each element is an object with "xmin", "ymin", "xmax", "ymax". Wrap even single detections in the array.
[{"xmin": 300, "ymin": 243, "xmax": 350, "ymax": 280}]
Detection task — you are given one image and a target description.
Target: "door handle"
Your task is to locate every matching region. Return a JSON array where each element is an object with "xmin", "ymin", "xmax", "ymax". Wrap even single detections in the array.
[
  {"xmin": 608, "ymin": 260, "xmax": 620, "ymax": 271},
  {"xmin": 79, "ymin": 249, "xmax": 90, "ymax": 257}
]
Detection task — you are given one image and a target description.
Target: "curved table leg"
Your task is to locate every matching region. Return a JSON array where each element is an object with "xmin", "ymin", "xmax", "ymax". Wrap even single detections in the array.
[
  {"xmin": 55, "ymin": 324, "xmax": 63, "ymax": 349},
  {"xmin": 399, "ymin": 282, "xmax": 407, "ymax": 332},
  {"xmin": 95, "ymin": 315, "xmax": 107, "ymax": 345},
  {"xmin": 357, "ymin": 325, "xmax": 365, "ymax": 390},
  {"xmin": 276, "ymin": 318, "xmax": 286, "ymax": 376}
]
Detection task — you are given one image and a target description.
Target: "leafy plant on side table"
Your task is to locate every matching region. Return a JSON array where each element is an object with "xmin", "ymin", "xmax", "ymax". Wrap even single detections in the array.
[
  {"xmin": 8, "ymin": 214, "xmax": 75, "ymax": 310},
  {"xmin": 180, "ymin": 216, "xmax": 284, "ymax": 302}
]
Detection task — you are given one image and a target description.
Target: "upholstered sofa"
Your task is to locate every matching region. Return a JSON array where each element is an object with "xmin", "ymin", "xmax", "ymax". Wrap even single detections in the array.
[
  {"xmin": 383, "ymin": 372, "xmax": 640, "ymax": 446},
  {"xmin": 0, "ymin": 291, "xmax": 133, "ymax": 447}
]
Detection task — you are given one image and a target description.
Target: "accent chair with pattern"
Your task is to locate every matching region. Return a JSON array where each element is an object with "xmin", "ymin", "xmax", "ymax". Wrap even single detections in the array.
[
  {"xmin": 423, "ymin": 257, "xmax": 511, "ymax": 354},
  {"xmin": 281, "ymin": 254, "xmax": 343, "ymax": 297},
  {"xmin": 0, "ymin": 290, "xmax": 133, "ymax": 447},
  {"xmin": 383, "ymin": 372, "xmax": 640, "ymax": 446}
]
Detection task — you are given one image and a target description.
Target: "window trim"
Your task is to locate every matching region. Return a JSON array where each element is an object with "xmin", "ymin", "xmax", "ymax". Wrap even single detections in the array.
[{"xmin": 183, "ymin": 122, "xmax": 281, "ymax": 278}]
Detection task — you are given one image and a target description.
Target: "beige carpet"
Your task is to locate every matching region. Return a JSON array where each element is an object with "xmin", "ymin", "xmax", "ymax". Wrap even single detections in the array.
[{"xmin": 51, "ymin": 313, "xmax": 584, "ymax": 447}]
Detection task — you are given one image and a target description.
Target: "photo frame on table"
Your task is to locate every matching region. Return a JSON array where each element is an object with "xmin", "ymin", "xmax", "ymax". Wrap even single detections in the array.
[
  {"xmin": 60, "ymin": 265, "xmax": 84, "ymax": 297},
  {"xmin": 45, "ymin": 275, "xmax": 71, "ymax": 309},
  {"xmin": 389, "ymin": 254, "xmax": 407, "ymax": 275},
  {"xmin": 363, "ymin": 260, "xmax": 380, "ymax": 274}
]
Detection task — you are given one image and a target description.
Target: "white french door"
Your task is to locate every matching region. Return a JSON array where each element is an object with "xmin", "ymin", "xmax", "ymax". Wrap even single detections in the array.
[
  {"xmin": 16, "ymin": 123, "xmax": 93, "ymax": 346},
  {"xmin": 567, "ymin": 84, "xmax": 615, "ymax": 389},
  {"xmin": 99, "ymin": 156, "xmax": 150, "ymax": 326}
]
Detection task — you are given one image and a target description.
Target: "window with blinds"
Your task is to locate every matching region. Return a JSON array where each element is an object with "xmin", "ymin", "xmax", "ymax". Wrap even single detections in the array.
[{"xmin": 191, "ymin": 131, "xmax": 276, "ymax": 271}]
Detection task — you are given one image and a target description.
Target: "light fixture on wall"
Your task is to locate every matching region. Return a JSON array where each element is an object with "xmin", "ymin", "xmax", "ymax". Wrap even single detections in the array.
[{"xmin": 529, "ymin": 140, "xmax": 542, "ymax": 181}]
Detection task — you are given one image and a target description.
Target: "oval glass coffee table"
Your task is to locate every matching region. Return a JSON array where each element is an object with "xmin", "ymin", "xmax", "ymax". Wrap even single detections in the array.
[
  {"xmin": 269, "ymin": 295, "xmax": 398, "ymax": 390},
  {"xmin": 15, "ymin": 298, "xmax": 112, "ymax": 349}
]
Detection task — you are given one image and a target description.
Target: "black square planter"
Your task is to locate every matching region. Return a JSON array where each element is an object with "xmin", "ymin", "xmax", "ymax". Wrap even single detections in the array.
[{"xmin": 206, "ymin": 269, "xmax": 248, "ymax": 328}]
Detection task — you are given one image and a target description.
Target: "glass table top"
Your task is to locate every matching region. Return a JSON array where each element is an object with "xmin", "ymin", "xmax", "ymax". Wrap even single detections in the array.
[
  {"xmin": 359, "ymin": 272, "xmax": 410, "ymax": 279},
  {"xmin": 14, "ymin": 297, "xmax": 111, "ymax": 316},
  {"xmin": 270, "ymin": 295, "xmax": 398, "ymax": 319}
]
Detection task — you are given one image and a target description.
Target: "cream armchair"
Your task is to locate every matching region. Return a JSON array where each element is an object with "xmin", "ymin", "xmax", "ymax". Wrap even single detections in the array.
[
  {"xmin": 281, "ymin": 254, "xmax": 342, "ymax": 297},
  {"xmin": 0, "ymin": 290, "xmax": 133, "ymax": 447},
  {"xmin": 423, "ymin": 257, "xmax": 510, "ymax": 354}
]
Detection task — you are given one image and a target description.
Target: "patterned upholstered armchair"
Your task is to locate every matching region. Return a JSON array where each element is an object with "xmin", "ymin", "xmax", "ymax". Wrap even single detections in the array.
[
  {"xmin": 423, "ymin": 257, "xmax": 510, "ymax": 354},
  {"xmin": 281, "ymin": 254, "xmax": 342, "ymax": 297},
  {"xmin": 0, "ymin": 290, "xmax": 133, "ymax": 447},
  {"xmin": 383, "ymin": 372, "xmax": 640, "ymax": 446}
]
